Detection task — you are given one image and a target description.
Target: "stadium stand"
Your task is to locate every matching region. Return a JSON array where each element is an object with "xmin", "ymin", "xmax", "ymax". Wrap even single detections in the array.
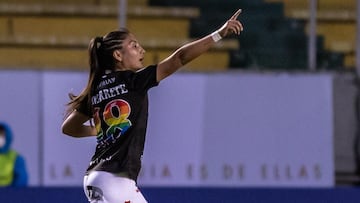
[
  {"xmin": 0, "ymin": 0, "xmax": 355, "ymax": 71},
  {"xmin": 0, "ymin": 0, "xmax": 238, "ymax": 71},
  {"xmin": 268, "ymin": 0, "xmax": 356, "ymax": 70},
  {"xmin": 150, "ymin": 0, "xmax": 348, "ymax": 70}
]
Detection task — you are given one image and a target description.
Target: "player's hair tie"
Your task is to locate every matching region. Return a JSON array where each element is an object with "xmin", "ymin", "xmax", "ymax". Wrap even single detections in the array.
[{"xmin": 95, "ymin": 36, "xmax": 103, "ymax": 49}]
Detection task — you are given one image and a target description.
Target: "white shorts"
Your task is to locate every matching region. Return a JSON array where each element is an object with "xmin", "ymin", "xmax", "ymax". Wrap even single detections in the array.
[{"xmin": 83, "ymin": 171, "xmax": 148, "ymax": 203}]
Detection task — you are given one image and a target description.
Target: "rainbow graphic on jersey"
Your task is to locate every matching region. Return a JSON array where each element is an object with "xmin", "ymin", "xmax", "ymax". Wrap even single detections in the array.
[{"xmin": 95, "ymin": 99, "xmax": 132, "ymax": 146}]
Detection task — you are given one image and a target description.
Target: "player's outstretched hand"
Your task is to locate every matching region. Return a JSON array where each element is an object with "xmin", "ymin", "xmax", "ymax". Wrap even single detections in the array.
[{"xmin": 217, "ymin": 9, "xmax": 243, "ymax": 38}]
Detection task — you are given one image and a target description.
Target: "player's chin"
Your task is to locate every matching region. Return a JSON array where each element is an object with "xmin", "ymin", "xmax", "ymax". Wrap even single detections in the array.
[{"xmin": 138, "ymin": 62, "xmax": 145, "ymax": 68}]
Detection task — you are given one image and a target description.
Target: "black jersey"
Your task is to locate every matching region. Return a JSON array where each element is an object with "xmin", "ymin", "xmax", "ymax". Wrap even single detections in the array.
[{"xmin": 78, "ymin": 65, "xmax": 158, "ymax": 181}]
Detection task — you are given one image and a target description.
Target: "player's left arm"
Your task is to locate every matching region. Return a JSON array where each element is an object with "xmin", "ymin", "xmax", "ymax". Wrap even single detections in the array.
[
  {"xmin": 62, "ymin": 110, "xmax": 97, "ymax": 138},
  {"xmin": 156, "ymin": 9, "xmax": 243, "ymax": 82}
]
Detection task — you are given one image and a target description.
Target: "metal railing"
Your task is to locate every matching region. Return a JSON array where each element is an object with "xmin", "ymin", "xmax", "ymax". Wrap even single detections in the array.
[
  {"xmin": 308, "ymin": 0, "xmax": 317, "ymax": 71},
  {"xmin": 118, "ymin": 0, "xmax": 127, "ymax": 27}
]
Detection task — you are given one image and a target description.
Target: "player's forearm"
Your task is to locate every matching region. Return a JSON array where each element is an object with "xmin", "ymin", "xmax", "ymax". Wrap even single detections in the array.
[
  {"xmin": 156, "ymin": 34, "xmax": 217, "ymax": 81},
  {"xmin": 62, "ymin": 109, "xmax": 97, "ymax": 138},
  {"xmin": 156, "ymin": 9, "xmax": 243, "ymax": 82},
  {"xmin": 175, "ymin": 34, "xmax": 216, "ymax": 66},
  {"xmin": 175, "ymin": 9, "xmax": 243, "ymax": 67},
  {"xmin": 62, "ymin": 124, "xmax": 96, "ymax": 138}
]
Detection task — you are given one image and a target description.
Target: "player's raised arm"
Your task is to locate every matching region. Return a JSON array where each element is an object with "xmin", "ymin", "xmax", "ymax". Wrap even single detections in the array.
[{"xmin": 156, "ymin": 9, "xmax": 243, "ymax": 82}]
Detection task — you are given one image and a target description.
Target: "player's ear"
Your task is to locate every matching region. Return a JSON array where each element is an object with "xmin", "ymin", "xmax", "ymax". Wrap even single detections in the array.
[{"xmin": 113, "ymin": 50, "xmax": 123, "ymax": 62}]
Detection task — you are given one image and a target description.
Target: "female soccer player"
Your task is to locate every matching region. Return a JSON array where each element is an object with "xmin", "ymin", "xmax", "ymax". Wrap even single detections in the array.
[{"xmin": 62, "ymin": 9, "xmax": 243, "ymax": 203}]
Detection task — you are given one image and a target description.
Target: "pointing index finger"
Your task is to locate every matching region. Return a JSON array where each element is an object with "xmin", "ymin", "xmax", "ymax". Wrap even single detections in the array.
[{"xmin": 230, "ymin": 9, "xmax": 242, "ymax": 20}]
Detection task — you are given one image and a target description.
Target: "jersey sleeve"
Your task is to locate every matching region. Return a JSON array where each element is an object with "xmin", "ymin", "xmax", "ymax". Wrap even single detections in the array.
[{"xmin": 131, "ymin": 65, "xmax": 159, "ymax": 92}]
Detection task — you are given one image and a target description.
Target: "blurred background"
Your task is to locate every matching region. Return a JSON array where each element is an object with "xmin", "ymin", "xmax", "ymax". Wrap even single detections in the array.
[{"xmin": 0, "ymin": 0, "xmax": 360, "ymax": 202}]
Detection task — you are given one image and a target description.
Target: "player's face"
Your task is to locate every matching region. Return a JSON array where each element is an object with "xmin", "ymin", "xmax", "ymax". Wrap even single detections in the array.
[{"xmin": 118, "ymin": 34, "xmax": 146, "ymax": 71}]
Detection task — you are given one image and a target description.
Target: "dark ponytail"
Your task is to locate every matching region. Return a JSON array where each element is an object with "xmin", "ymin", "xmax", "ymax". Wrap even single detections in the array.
[
  {"xmin": 65, "ymin": 28, "xmax": 130, "ymax": 118},
  {"xmin": 89, "ymin": 36, "xmax": 103, "ymax": 76}
]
